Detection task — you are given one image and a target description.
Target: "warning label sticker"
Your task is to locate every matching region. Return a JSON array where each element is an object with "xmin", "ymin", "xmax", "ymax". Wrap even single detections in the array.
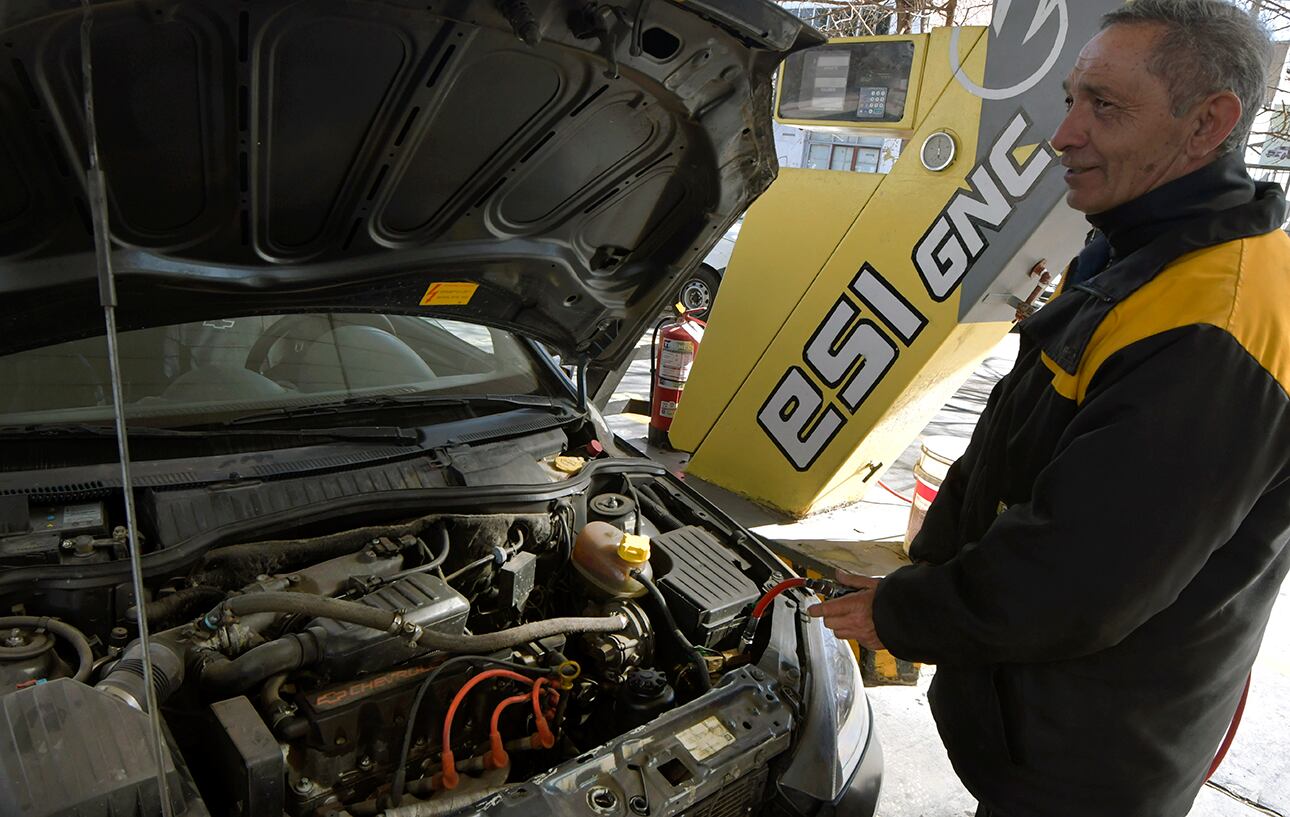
[
  {"xmin": 676, "ymin": 716, "xmax": 736, "ymax": 761},
  {"xmin": 420, "ymin": 282, "xmax": 478, "ymax": 306},
  {"xmin": 659, "ymin": 339, "xmax": 695, "ymax": 383},
  {"xmin": 659, "ymin": 400, "xmax": 680, "ymax": 419},
  {"xmin": 61, "ymin": 503, "xmax": 104, "ymax": 529}
]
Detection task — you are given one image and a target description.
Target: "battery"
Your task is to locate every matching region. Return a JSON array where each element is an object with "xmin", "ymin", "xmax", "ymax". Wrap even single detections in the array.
[
  {"xmin": 29, "ymin": 502, "xmax": 108, "ymax": 536},
  {"xmin": 0, "ymin": 501, "xmax": 108, "ymax": 565}
]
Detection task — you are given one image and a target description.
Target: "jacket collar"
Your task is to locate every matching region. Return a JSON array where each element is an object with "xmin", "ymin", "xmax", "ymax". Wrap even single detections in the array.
[
  {"xmin": 1021, "ymin": 155, "xmax": 1287, "ymax": 376},
  {"xmin": 1088, "ymin": 153, "xmax": 1257, "ymax": 261}
]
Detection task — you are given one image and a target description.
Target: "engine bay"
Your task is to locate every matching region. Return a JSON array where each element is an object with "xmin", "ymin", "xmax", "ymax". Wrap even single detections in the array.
[{"xmin": 0, "ymin": 465, "xmax": 802, "ymax": 817}]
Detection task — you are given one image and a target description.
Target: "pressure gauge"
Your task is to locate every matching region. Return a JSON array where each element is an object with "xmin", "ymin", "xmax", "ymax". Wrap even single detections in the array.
[{"xmin": 920, "ymin": 131, "xmax": 956, "ymax": 172}]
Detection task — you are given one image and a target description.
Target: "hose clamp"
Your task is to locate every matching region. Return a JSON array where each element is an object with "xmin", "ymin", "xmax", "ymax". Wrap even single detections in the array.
[
  {"xmin": 390, "ymin": 612, "xmax": 424, "ymax": 646},
  {"xmin": 402, "ymin": 621, "xmax": 424, "ymax": 648},
  {"xmin": 388, "ymin": 612, "xmax": 407, "ymax": 635}
]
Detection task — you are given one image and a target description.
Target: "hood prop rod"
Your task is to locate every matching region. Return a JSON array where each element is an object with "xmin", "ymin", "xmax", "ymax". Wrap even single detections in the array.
[
  {"xmin": 79, "ymin": 5, "xmax": 175, "ymax": 816},
  {"xmin": 575, "ymin": 356, "xmax": 589, "ymax": 413}
]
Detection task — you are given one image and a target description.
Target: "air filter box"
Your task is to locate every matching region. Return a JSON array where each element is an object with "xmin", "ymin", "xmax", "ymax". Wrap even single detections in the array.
[
  {"xmin": 651, "ymin": 526, "xmax": 759, "ymax": 648},
  {"xmin": 0, "ymin": 679, "xmax": 193, "ymax": 817}
]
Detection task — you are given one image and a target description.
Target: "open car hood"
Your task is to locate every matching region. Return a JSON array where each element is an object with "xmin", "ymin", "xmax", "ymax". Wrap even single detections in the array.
[{"xmin": 0, "ymin": 0, "xmax": 822, "ymax": 384}]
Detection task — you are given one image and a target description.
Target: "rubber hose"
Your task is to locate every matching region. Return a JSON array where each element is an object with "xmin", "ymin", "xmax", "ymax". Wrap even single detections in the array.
[
  {"xmin": 261, "ymin": 672, "xmax": 292, "ymax": 726},
  {"xmin": 388, "ymin": 527, "xmax": 452, "ymax": 582},
  {"xmin": 423, "ymin": 525, "xmax": 452, "ymax": 571},
  {"xmin": 635, "ymin": 485, "xmax": 684, "ymax": 532},
  {"xmin": 417, "ymin": 614, "xmax": 628, "ymax": 653},
  {"xmin": 630, "ymin": 570, "xmax": 711, "ymax": 693},
  {"xmin": 96, "ymin": 640, "xmax": 185, "ymax": 710},
  {"xmin": 208, "ymin": 592, "xmax": 629, "ymax": 654},
  {"xmin": 261, "ymin": 672, "xmax": 309, "ymax": 740},
  {"xmin": 444, "ymin": 554, "xmax": 494, "ymax": 584},
  {"xmin": 138, "ymin": 586, "xmax": 226, "ymax": 629},
  {"xmin": 197, "ymin": 632, "xmax": 319, "ymax": 692},
  {"xmin": 0, "ymin": 615, "xmax": 94, "ymax": 683},
  {"xmin": 215, "ymin": 592, "xmax": 395, "ymax": 630},
  {"xmin": 623, "ymin": 478, "xmax": 643, "ymax": 535}
]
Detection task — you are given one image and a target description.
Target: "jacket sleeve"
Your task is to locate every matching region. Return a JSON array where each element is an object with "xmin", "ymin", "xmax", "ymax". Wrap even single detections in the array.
[
  {"xmin": 905, "ymin": 455, "xmax": 970, "ymax": 565},
  {"xmin": 905, "ymin": 357, "xmax": 1011, "ymax": 565},
  {"xmin": 872, "ymin": 325, "xmax": 1290, "ymax": 665}
]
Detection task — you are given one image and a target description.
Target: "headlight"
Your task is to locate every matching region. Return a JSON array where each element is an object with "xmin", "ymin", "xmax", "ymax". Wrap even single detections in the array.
[
  {"xmin": 777, "ymin": 614, "xmax": 871, "ymax": 803},
  {"xmin": 821, "ymin": 620, "xmax": 867, "ymax": 775}
]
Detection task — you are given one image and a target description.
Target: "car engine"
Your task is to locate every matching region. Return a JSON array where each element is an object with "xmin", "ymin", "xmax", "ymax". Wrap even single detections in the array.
[{"xmin": 0, "ymin": 469, "xmax": 787, "ymax": 817}]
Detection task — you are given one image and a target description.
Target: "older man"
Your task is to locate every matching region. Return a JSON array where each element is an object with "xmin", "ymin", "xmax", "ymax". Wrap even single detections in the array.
[{"xmin": 809, "ymin": 2, "xmax": 1290, "ymax": 815}]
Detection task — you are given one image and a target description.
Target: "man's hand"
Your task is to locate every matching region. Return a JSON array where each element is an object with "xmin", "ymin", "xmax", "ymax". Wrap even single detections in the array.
[{"xmin": 806, "ymin": 571, "xmax": 885, "ymax": 651}]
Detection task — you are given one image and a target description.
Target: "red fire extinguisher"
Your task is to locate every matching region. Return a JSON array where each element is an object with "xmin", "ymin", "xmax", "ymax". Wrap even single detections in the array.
[{"xmin": 649, "ymin": 307, "xmax": 705, "ymax": 449}]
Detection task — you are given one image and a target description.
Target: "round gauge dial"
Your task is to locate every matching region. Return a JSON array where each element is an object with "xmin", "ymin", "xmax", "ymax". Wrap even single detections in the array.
[{"xmin": 921, "ymin": 131, "xmax": 957, "ymax": 172}]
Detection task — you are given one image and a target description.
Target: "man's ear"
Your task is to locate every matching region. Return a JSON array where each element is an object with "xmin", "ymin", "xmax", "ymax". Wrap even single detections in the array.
[{"xmin": 1188, "ymin": 91, "xmax": 1244, "ymax": 158}]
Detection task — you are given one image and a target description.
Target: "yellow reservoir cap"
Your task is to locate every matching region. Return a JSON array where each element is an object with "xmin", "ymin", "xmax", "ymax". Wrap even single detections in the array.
[{"xmin": 616, "ymin": 534, "xmax": 651, "ymax": 565}]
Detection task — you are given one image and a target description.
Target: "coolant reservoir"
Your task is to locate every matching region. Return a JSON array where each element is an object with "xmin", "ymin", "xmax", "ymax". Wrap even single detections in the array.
[{"xmin": 572, "ymin": 521, "xmax": 653, "ymax": 599}]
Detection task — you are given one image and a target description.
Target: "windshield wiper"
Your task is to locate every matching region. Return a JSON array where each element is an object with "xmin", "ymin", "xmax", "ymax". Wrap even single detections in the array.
[
  {"xmin": 225, "ymin": 393, "xmax": 576, "ymax": 426},
  {"xmin": 0, "ymin": 423, "xmax": 418, "ymax": 444}
]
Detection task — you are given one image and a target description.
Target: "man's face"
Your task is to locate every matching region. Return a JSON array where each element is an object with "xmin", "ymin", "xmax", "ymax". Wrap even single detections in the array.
[{"xmin": 1051, "ymin": 23, "xmax": 1198, "ymax": 214}]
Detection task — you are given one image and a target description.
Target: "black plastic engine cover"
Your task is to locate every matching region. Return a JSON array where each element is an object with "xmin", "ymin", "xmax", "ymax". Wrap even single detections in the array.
[
  {"xmin": 0, "ymin": 679, "xmax": 191, "ymax": 817},
  {"xmin": 651, "ymin": 526, "xmax": 759, "ymax": 648},
  {"xmin": 308, "ymin": 573, "xmax": 469, "ymax": 679}
]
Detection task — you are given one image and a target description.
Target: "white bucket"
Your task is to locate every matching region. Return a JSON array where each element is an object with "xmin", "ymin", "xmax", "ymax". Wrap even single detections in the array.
[{"xmin": 903, "ymin": 436, "xmax": 970, "ymax": 555}]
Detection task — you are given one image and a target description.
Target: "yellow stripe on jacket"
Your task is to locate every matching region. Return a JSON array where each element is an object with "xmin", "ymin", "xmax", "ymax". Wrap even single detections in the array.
[{"xmin": 1043, "ymin": 230, "xmax": 1290, "ymax": 405}]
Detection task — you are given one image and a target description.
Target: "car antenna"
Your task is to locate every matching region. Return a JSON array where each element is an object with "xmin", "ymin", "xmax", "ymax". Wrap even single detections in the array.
[{"xmin": 78, "ymin": 3, "xmax": 175, "ymax": 815}]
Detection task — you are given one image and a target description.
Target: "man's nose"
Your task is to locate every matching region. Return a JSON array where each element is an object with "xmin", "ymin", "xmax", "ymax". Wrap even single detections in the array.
[{"xmin": 1050, "ymin": 107, "xmax": 1086, "ymax": 154}]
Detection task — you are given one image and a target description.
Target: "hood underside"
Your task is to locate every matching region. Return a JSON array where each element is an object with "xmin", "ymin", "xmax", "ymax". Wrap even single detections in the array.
[{"xmin": 0, "ymin": 0, "xmax": 821, "ymax": 378}]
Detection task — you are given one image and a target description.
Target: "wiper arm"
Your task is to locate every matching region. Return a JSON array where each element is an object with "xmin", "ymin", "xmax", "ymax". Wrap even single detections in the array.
[
  {"xmin": 0, "ymin": 423, "xmax": 418, "ymax": 444},
  {"xmin": 226, "ymin": 393, "xmax": 574, "ymax": 426}
]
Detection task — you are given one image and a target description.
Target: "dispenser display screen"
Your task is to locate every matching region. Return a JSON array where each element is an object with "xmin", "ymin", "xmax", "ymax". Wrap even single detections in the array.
[{"xmin": 777, "ymin": 40, "xmax": 917, "ymax": 125}]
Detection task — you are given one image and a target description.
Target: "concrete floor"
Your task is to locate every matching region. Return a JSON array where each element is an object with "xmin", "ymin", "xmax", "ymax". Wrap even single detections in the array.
[{"xmin": 608, "ymin": 331, "xmax": 1290, "ymax": 817}]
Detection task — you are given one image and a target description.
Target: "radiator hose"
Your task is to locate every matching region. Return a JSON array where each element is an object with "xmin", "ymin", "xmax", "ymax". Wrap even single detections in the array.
[{"xmin": 195, "ymin": 632, "xmax": 321, "ymax": 693}]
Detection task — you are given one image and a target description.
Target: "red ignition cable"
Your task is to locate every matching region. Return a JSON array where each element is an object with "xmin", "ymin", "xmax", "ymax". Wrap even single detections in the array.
[
  {"xmin": 1207, "ymin": 672, "xmax": 1252, "ymax": 780},
  {"xmin": 486, "ymin": 693, "xmax": 533, "ymax": 769},
  {"xmin": 531, "ymin": 677, "xmax": 558, "ymax": 749},
  {"xmin": 441, "ymin": 669, "xmax": 535, "ymax": 789}
]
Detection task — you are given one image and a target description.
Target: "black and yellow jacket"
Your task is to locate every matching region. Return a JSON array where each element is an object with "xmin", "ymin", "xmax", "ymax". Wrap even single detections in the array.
[{"xmin": 872, "ymin": 154, "xmax": 1290, "ymax": 816}]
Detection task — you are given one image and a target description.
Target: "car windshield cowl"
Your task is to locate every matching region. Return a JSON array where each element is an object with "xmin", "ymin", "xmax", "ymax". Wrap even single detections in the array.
[
  {"xmin": 0, "ymin": 422, "xmax": 420, "ymax": 444},
  {"xmin": 222, "ymin": 392, "xmax": 578, "ymax": 427}
]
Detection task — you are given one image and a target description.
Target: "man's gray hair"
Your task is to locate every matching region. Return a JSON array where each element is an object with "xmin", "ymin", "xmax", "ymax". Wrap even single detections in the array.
[{"xmin": 1101, "ymin": 0, "xmax": 1273, "ymax": 155}]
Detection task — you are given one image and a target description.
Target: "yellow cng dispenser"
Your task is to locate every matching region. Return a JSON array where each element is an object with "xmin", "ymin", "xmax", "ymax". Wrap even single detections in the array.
[{"xmin": 668, "ymin": 2, "xmax": 1123, "ymax": 517}]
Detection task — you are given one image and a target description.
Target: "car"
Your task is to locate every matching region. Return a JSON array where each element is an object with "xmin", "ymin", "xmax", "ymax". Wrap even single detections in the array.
[
  {"xmin": 0, "ymin": 2, "xmax": 881, "ymax": 817},
  {"xmin": 674, "ymin": 260, "xmax": 724, "ymax": 319},
  {"xmin": 672, "ymin": 218, "xmax": 742, "ymax": 319}
]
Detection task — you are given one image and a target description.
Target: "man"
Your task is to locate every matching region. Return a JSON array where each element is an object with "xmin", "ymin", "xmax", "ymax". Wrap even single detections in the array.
[{"xmin": 808, "ymin": 2, "xmax": 1290, "ymax": 815}]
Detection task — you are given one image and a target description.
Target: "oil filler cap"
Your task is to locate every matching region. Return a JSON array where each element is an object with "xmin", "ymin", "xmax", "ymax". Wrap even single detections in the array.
[{"xmin": 616, "ymin": 533, "xmax": 651, "ymax": 565}]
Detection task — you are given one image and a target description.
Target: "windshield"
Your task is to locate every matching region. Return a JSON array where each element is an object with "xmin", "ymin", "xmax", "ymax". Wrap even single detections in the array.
[{"xmin": 0, "ymin": 313, "xmax": 561, "ymax": 426}]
